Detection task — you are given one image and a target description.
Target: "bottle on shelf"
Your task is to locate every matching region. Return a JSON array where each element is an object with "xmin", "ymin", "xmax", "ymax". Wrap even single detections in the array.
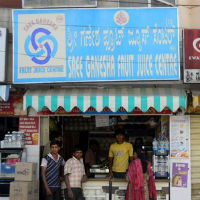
[{"xmin": 153, "ymin": 138, "xmax": 158, "ymax": 151}]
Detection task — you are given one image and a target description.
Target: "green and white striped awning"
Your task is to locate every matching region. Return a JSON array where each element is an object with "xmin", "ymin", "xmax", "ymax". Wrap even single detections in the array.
[{"xmin": 23, "ymin": 88, "xmax": 186, "ymax": 113}]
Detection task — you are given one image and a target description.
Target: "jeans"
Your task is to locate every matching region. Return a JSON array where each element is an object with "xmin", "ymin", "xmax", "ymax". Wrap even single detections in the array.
[
  {"xmin": 64, "ymin": 188, "xmax": 85, "ymax": 200},
  {"xmin": 45, "ymin": 187, "xmax": 61, "ymax": 200}
]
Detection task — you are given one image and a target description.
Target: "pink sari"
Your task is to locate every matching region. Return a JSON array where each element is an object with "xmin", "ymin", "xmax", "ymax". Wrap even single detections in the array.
[
  {"xmin": 147, "ymin": 162, "xmax": 157, "ymax": 200},
  {"xmin": 125, "ymin": 159, "xmax": 157, "ymax": 200}
]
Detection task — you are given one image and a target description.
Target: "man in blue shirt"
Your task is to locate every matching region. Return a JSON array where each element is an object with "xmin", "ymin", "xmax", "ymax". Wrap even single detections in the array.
[{"xmin": 41, "ymin": 140, "xmax": 65, "ymax": 200}]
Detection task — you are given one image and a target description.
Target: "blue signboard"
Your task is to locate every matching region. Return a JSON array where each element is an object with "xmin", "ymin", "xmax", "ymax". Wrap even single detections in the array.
[{"xmin": 13, "ymin": 8, "xmax": 179, "ymax": 83}]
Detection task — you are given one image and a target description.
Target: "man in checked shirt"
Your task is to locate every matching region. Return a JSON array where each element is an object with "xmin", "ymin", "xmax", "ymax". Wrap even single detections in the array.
[{"xmin": 64, "ymin": 146, "xmax": 88, "ymax": 200}]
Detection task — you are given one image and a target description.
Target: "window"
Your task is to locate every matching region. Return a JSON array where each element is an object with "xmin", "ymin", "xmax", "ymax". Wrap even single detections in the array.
[{"xmin": 119, "ymin": 0, "xmax": 175, "ymax": 7}]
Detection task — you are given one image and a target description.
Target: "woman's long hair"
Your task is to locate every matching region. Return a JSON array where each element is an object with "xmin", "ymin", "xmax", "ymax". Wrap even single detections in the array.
[{"xmin": 135, "ymin": 147, "xmax": 147, "ymax": 173}]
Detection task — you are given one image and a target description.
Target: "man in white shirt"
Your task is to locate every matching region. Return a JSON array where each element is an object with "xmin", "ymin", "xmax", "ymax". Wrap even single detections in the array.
[{"xmin": 64, "ymin": 146, "xmax": 87, "ymax": 200}]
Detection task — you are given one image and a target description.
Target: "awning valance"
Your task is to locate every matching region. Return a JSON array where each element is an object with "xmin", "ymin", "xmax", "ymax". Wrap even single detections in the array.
[
  {"xmin": 24, "ymin": 88, "xmax": 186, "ymax": 113},
  {"xmin": 0, "ymin": 85, "xmax": 10, "ymax": 101}
]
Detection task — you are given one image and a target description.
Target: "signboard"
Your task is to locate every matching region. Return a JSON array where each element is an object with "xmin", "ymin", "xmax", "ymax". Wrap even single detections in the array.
[
  {"xmin": 170, "ymin": 116, "xmax": 191, "ymax": 200},
  {"xmin": 184, "ymin": 29, "xmax": 200, "ymax": 83},
  {"xmin": 0, "ymin": 27, "xmax": 7, "ymax": 82},
  {"xmin": 0, "ymin": 85, "xmax": 10, "ymax": 101},
  {"xmin": 22, "ymin": 0, "xmax": 97, "ymax": 8},
  {"xmin": 95, "ymin": 116, "xmax": 109, "ymax": 127},
  {"xmin": 170, "ymin": 116, "xmax": 190, "ymax": 158},
  {"xmin": 13, "ymin": 8, "xmax": 180, "ymax": 83},
  {"xmin": 0, "ymin": 92, "xmax": 26, "ymax": 116},
  {"xmin": 19, "ymin": 117, "xmax": 39, "ymax": 145},
  {"xmin": 170, "ymin": 160, "xmax": 191, "ymax": 200},
  {"xmin": 172, "ymin": 162, "xmax": 189, "ymax": 188}
]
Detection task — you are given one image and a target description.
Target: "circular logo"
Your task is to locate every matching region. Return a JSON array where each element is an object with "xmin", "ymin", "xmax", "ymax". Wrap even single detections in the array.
[
  {"xmin": 193, "ymin": 38, "xmax": 200, "ymax": 53},
  {"xmin": 114, "ymin": 10, "xmax": 129, "ymax": 26},
  {"xmin": 24, "ymin": 28, "xmax": 58, "ymax": 65}
]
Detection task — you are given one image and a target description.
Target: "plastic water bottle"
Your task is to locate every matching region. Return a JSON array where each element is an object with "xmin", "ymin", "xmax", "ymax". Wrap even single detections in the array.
[
  {"xmin": 165, "ymin": 157, "xmax": 169, "ymax": 174},
  {"xmin": 157, "ymin": 157, "xmax": 161, "ymax": 174},
  {"xmin": 154, "ymin": 156, "xmax": 158, "ymax": 173},
  {"xmin": 153, "ymin": 138, "xmax": 158, "ymax": 151},
  {"xmin": 160, "ymin": 156, "xmax": 165, "ymax": 174},
  {"xmin": 165, "ymin": 138, "xmax": 169, "ymax": 150},
  {"xmin": 160, "ymin": 137, "xmax": 165, "ymax": 150}
]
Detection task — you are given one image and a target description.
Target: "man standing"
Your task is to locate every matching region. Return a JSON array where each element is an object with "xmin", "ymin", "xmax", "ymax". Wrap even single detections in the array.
[
  {"xmin": 64, "ymin": 146, "xmax": 87, "ymax": 200},
  {"xmin": 109, "ymin": 128, "xmax": 133, "ymax": 179},
  {"xmin": 41, "ymin": 141, "xmax": 65, "ymax": 200}
]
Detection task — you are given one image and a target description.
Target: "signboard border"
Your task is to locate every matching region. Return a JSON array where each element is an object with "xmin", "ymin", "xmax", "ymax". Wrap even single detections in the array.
[{"xmin": 13, "ymin": 8, "xmax": 180, "ymax": 84}]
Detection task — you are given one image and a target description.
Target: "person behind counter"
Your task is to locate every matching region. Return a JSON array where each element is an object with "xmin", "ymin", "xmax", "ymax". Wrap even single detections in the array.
[
  {"xmin": 41, "ymin": 141, "xmax": 65, "ymax": 200},
  {"xmin": 85, "ymin": 139, "xmax": 99, "ymax": 177},
  {"xmin": 64, "ymin": 146, "xmax": 88, "ymax": 200},
  {"xmin": 125, "ymin": 148, "xmax": 157, "ymax": 200},
  {"xmin": 108, "ymin": 128, "xmax": 133, "ymax": 179},
  {"xmin": 134, "ymin": 137, "xmax": 144, "ymax": 151}
]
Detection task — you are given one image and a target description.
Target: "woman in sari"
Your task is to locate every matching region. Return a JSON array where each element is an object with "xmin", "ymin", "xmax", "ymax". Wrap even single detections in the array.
[{"xmin": 125, "ymin": 148, "xmax": 157, "ymax": 200}]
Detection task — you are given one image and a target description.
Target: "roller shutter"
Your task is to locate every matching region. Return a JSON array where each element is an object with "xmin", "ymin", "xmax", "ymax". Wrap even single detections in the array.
[{"xmin": 191, "ymin": 116, "xmax": 200, "ymax": 200}]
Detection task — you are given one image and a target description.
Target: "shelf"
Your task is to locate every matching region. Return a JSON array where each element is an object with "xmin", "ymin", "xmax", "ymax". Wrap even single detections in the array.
[
  {"xmin": 0, "ymin": 177, "xmax": 14, "ymax": 180},
  {"xmin": 154, "ymin": 150, "xmax": 169, "ymax": 156},
  {"xmin": 0, "ymin": 148, "xmax": 24, "ymax": 151},
  {"xmin": 0, "ymin": 174, "xmax": 15, "ymax": 178}
]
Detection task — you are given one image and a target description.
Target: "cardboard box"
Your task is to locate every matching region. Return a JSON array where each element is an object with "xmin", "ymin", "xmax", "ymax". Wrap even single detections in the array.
[
  {"xmin": 10, "ymin": 181, "xmax": 39, "ymax": 200},
  {"xmin": 32, "ymin": 180, "xmax": 39, "ymax": 200},
  {"xmin": 15, "ymin": 162, "xmax": 37, "ymax": 181}
]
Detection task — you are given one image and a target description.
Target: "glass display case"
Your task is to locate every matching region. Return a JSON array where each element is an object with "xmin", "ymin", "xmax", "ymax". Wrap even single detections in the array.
[
  {"xmin": 0, "ymin": 148, "xmax": 26, "ymax": 197},
  {"xmin": 0, "ymin": 148, "xmax": 25, "ymax": 178}
]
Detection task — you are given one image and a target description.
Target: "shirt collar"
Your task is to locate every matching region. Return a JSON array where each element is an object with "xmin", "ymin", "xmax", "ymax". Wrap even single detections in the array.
[
  {"xmin": 48, "ymin": 153, "xmax": 60, "ymax": 162},
  {"xmin": 72, "ymin": 156, "xmax": 83, "ymax": 163}
]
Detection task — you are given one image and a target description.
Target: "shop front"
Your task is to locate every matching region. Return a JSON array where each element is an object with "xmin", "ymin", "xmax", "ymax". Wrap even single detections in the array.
[
  {"xmin": 183, "ymin": 28, "xmax": 200, "ymax": 200},
  {"xmin": 11, "ymin": 6, "xmax": 189, "ymax": 200},
  {"xmin": 23, "ymin": 87, "xmax": 187, "ymax": 200}
]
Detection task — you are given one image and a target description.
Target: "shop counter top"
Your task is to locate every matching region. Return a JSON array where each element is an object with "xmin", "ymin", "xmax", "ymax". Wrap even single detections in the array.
[
  {"xmin": 62, "ymin": 178, "xmax": 170, "ymax": 192},
  {"xmin": 87, "ymin": 178, "xmax": 128, "ymax": 182}
]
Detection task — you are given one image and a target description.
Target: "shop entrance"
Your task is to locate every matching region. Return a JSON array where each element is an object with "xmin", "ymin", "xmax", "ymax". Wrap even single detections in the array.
[{"xmin": 44, "ymin": 115, "xmax": 170, "ymax": 200}]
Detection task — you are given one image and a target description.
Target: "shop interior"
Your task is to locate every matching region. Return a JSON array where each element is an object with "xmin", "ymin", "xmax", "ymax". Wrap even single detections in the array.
[
  {"xmin": 46, "ymin": 115, "xmax": 170, "ymax": 180},
  {"xmin": 0, "ymin": 115, "xmax": 170, "ymax": 179}
]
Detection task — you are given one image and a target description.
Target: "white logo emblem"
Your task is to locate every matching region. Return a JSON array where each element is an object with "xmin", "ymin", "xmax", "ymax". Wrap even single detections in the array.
[
  {"xmin": 114, "ymin": 10, "xmax": 129, "ymax": 26},
  {"xmin": 193, "ymin": 38, "xmax": 200, "ymax": 53}
]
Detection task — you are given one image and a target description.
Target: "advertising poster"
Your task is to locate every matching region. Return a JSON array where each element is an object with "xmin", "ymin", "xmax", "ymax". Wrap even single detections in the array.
[
  {"xmin": 161, "ymin": 115, "xmax": 169, "ymax": 137},
  {"xmin": 170, "ymin": 116, "xmax": 191, "ymax": 200},
  {"xmin": 13, "ymin": 8, "xmax": 180, "ymax": 83},
  {"xmin": 95, "ymin": 116, "xmax": 109, "ymax": 127},
  {"xmin": 172, "ymin": 162, "xmax": 189, "ymax": 188},
  {"xmin": 19, "ymin": 117, "xmax": 39, "ymax": 145},
  {"xmin": 0, "ymin": 92, "xmax": 27, "ymax": 116},
  {"xmin": 170, "ymin": 116, "xmax": 190, "ymax": 158},
  {"xmin": 184, "ymin": 29, "xmax": 200, "ymax": 83}
]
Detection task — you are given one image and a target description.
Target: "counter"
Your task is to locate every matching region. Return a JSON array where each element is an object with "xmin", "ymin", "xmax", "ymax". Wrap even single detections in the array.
[
  {"xmin": 61, "ymin": 178, "xmax": 169, "ymax": 200},
  {"xmin": 82, "ymin": 178, "xmax": 127, "ymax": 200},
  {"xmin": 155, "ymin": 179, "xmax": 169, "ymax": 200},
  {"xmin": 82, "ymin": 178, "xmax": 169, "ymax": 200}
]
